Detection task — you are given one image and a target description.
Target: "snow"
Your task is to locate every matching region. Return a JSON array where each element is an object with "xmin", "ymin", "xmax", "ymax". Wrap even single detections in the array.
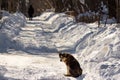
[{"xmin": 0, "ymin": 11, "xmax": 120, "ymax": 80}]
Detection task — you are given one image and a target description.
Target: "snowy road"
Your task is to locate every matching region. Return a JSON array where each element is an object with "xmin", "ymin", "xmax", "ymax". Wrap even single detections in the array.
[{"xmin": 0, "ymin": 52, "xmax": 84, "ymax": 80}]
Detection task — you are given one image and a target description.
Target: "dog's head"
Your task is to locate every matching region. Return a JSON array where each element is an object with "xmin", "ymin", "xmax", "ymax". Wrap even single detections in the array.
[
  {"xmin": 59, "ymin": 52, "xmax": 68, "ymax": 62},
  {"xmin": 58, "ymin": 52, "xmax": 70, "ymax": 62}
]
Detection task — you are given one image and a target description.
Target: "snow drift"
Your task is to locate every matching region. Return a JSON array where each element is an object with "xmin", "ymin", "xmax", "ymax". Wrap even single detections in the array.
[{"xmin": 0, "ymin": 12, "xmax": 26, "ymax": 52}]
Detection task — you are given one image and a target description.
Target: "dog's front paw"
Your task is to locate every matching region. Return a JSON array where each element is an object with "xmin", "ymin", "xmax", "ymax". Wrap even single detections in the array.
[{"xmin": 64, "ymin": 74, "xmax": 71, "ymax": 77}]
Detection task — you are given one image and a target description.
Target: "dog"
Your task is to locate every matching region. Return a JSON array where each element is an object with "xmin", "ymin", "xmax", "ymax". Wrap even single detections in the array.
[{"xmin": 59, "ymin": 52, "xmax": 82, "ymax": 77}]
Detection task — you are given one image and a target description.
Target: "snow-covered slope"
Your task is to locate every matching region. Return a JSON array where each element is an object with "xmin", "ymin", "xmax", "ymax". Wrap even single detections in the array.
[{"xmin": 0, "ymin": 12, "xmax": 120, "ymax": 80}]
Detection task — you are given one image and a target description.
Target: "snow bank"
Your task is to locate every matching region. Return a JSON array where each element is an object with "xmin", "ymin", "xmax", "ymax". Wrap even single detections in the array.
[
  {"xmin": 1, "ymin": 12, "xmax": 26, "ymax": 37},
  {"xmin": 0, "ymin": 12, "xmax": 26, "ymax": 52},
  {"xmin": 77, "ymin": 26, "xmax": 120, "ymax": 80}
]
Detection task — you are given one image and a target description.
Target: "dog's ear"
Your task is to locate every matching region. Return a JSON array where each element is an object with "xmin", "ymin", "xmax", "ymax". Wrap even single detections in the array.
[
  {"xmin": 58, "ymin": 51, "xmax": 62, "ymax": 57},
  {"xmin": 59, "ymin": 53, "xmax": 61, "ymax": 57},
  {"xmin": 59, "ymin": 52, "xmax": 62, "ymax": 58}
]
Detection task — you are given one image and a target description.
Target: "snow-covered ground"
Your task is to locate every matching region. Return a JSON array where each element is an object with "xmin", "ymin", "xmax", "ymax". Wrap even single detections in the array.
[{"xmin": 0, "ymin": 11, "xmax": 120, "ymax": 80}]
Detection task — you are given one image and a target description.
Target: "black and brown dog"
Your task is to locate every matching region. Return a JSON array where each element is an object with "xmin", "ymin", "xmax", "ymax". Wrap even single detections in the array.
[{"xmin": 59, "ymin": 52, "xmax": 82, "ymax": 77}]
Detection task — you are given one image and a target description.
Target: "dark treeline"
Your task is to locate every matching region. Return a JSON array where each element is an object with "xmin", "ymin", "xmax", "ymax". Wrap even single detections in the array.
[{"xmin": 0, "ymin": 0, "xmax": 120, "ymax": 23}]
